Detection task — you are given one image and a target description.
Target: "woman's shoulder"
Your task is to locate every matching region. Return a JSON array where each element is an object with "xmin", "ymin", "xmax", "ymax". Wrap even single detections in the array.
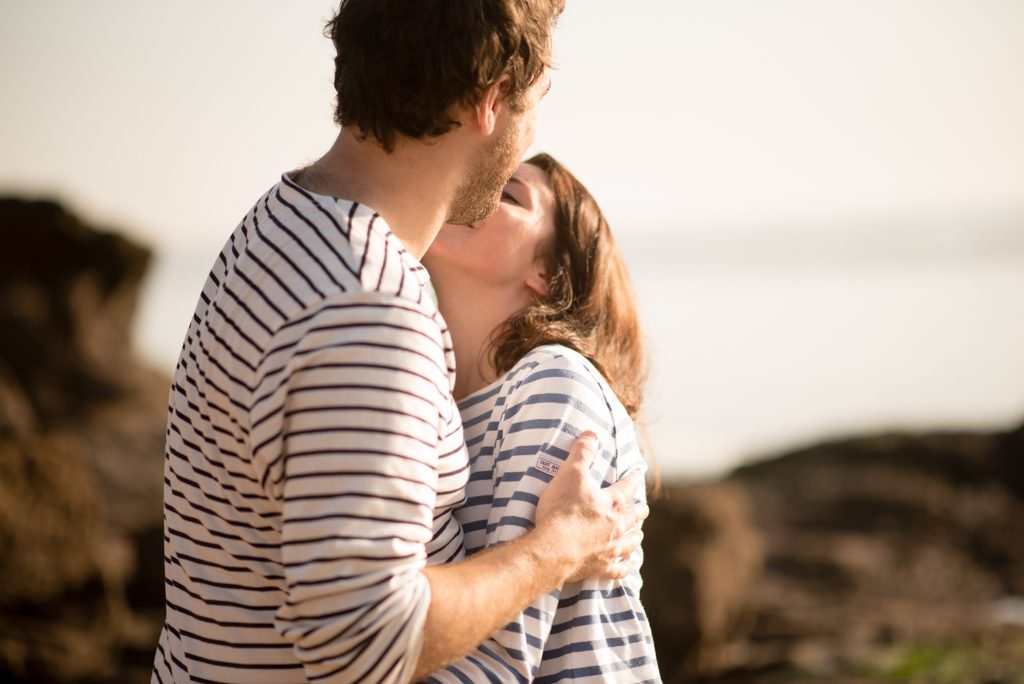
[
  {"xmin": 457, "ymin": 345, "xmax": 590, "ymax": 416},
  {"xmin": 502, "ymin": 347, "xmax": 645, "ymax": 485},
  {"xmin": 503, "ymin": 344, "xmax": 622, "ymax": 414},
  {"xmin": 508, "ymin": 343, "xmax": 598, "ymax": 385}
]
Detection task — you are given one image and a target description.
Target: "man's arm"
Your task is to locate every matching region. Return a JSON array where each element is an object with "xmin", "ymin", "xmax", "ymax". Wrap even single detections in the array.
[
  {"xmin": 253, "ymin": 295, "xmax": 446, "ymax": 684},
  {"xmin": 252, "ymin": 295, "xmax": 644, "ymax": 683}
]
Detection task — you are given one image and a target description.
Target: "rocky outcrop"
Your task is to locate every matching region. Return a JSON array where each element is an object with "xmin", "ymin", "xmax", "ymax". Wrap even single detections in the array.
[
  {"xmin": 644, "ymin": 424, "xmax": 1024, "ymax": 683},
  {"xmin": 0, "ymin": 198, "xmax": 168, "ymax": 683}
]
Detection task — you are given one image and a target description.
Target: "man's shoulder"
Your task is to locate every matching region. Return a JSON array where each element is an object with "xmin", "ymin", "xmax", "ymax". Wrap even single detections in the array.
[
  {"xmin": 223, "ymin": 174, "xmax": 453, "ymax": 384},
  {"xmin": 267, "ymin": 289, "xmax": 447, "ymax": 360},
  {"xmin": 238, "ymin": 173, "xmax": 433, "ymax": 310},
  {"xmin": 278, "ymin": 172, "xmax": 437, "ymax": 303}
]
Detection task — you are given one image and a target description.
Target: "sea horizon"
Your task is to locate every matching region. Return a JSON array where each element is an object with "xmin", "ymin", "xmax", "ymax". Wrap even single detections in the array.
[{"xmin": 134, "ymin": 222, "xmax": 1024, "ymax": 480}]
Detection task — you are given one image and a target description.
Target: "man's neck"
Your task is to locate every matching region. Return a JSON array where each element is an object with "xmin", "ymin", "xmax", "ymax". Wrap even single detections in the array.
[{"xmin": 297, "ymin": 129, "xmax": 464, "ymax": 259}]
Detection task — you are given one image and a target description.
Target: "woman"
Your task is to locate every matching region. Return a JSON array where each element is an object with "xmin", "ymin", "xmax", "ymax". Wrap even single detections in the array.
[{"xmin": 424, "ymin": 154, "xmax": 660, "ymax": 682}]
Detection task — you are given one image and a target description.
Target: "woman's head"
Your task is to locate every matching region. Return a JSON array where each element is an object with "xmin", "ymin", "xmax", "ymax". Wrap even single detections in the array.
[
  {"xmin": 425, "ymin": 153, "xmax": 646, "ymax": 416},
  {"xmin": 496, "ymin": 153, "xmax": 645, "ymax": 415}
]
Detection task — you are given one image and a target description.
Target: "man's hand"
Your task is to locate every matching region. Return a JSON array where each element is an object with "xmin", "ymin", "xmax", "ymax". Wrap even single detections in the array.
[{"xmin": 534, "ymin": 431, "xmax": 649, "ymax": 583}]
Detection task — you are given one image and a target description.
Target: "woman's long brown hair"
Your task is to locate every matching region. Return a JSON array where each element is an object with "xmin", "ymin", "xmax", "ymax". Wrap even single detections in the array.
[{"xmin": 488, "ymin": 153, "xmax": 648, "ymax": 418}]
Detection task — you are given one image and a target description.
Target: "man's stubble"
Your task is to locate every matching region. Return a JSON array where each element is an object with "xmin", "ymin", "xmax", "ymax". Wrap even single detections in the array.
[{"xmin": 446, "ymin": 114, "xmax": 522, "ymax": 225}]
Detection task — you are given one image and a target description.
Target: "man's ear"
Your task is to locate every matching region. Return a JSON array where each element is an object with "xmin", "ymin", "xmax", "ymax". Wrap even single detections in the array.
[
  {"xmin": 525, "ymin": 259, "xmax": 551, "ymax": 299},
  {"xmin": 473, "ymin": 74, "xmax": 512, "ymax": 137}
]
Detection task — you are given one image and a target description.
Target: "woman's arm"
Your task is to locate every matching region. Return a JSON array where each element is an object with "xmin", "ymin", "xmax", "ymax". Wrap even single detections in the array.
[
  {"xmin": 422, "ymin": 350, "xmax": 646, "ymax": 682},
  {"xmin": 413, "ymin": 432, "xmax": 644, "ymax": 680}
]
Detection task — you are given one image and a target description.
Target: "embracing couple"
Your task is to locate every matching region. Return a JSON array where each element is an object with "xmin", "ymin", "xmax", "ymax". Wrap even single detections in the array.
[{"xmin": 154, "ymin": 1, "xmax": 660, "ymax": 682}]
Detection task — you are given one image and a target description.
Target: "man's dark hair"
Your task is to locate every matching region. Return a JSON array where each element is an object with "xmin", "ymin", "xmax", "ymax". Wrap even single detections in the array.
[{"xmin": 327, "ymin": 0, "xmax": 565, "ymax": 152}]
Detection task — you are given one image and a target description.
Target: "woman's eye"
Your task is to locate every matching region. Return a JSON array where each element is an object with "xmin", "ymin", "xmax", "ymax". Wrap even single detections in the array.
[{"xmin": 501, "ymin": 191, "xmax": 521, "ymax": 206}]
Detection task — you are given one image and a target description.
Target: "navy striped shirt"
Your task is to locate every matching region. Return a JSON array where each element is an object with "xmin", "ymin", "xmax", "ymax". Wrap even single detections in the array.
[
  {"xmin": 153, "ymin": 173, "xmax": 469, "ymax": 684},
  {"xmin": 427, "ymin": 345, "xmax": 661, "ymax": 683}
]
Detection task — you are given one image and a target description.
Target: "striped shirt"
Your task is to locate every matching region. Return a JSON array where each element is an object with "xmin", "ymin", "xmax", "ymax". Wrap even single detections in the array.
[
  {"xmin": 427, "ymin": 345, "xmax": 661, "ymax": 683},
  {"xmin": 153, "ymin": 173, "xmax": 469, "ymax": 684}
]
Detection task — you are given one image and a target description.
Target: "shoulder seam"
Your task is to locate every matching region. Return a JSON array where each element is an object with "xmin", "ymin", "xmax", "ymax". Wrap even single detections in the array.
[{"xmin": 256, "ymin": 292, "xmax": 444, "ymax": 378}]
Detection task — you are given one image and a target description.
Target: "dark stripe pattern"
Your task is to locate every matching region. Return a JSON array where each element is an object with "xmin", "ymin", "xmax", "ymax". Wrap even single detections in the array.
[{"xmin": 153, "ymin": 174, "xmax": 468, "ymax": 684}]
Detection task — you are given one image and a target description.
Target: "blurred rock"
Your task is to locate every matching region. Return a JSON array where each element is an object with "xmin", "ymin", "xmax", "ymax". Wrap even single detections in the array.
[
  {"xmin": 644, "ymin": 424, "xmax": 1024, "ymax": 683},
  {"xmin": 641, "ymin": 483, "xmax": 763, "ymax": 678},
  {"xmin": 0, "ymin": 198, "xmax": 167, "ymax": 683}
]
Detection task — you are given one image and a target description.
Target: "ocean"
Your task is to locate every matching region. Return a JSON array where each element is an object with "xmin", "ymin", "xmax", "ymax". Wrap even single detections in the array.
[{"xmin": 134, "ymin": 225, "xmax": 1024, "ymax": 479}]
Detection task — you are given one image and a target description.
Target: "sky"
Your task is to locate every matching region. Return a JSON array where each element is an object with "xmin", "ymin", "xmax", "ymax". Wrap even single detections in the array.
[
  {"xmin": 3, "ymin": 1, "xmax": 1024, "ymax": 476},
  {"xmin": 3, "ymin": 0, "xmax": 1022, "ymax": 248}
]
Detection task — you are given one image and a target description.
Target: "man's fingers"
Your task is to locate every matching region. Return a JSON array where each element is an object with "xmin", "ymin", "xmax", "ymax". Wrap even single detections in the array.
[
  {"xmin": 606, "ymin": 469, "xmax": 644, "ymax": 507},
  {"xmin": 567, "ymin": 431, "xmax": 599, "ymax": 470},
  {"xmin": 595, "ymin": 559, "xmax": 631, "ymax": 582},
  {"xmin": 612, "ymin": 529, "xmax": 644, "ymax": 559},
  {"xmin": 608, "ymin": 501, "xmax": 649, "ymax": 541},
  {"xmin": 623, "ymin": 502, "xmax": 650, "ymax": 531}
]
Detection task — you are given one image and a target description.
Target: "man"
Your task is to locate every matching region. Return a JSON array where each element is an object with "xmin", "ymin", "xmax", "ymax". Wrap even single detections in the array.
[{"xmin": 153, "ymin": 2, "xmax": 647, "ymax": 683}]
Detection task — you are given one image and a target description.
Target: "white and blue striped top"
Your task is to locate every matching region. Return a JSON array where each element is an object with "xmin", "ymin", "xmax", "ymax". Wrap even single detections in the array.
[{"xmin": 428, "ymin": 344, "xmax": 661, "ymax": 683}]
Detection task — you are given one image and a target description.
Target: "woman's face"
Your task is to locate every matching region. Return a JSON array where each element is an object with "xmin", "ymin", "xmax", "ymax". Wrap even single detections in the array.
[{"xmin": 425, "ymin": 162, "xmax": 556, "ymax": 301}]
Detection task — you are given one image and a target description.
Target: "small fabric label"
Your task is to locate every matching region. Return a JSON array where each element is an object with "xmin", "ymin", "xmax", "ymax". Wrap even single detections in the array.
[{"xmin": 534, "ymin": 455, "xmax": 562, "ymax": 476}]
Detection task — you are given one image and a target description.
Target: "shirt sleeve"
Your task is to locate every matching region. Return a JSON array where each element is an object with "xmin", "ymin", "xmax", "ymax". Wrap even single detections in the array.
[
  {"xmin": 428, "ymin": 350, "xmax": 639, "ymax": 683},
  {"xmin": 250, "ymin": 292, "xmax": 454, "ymax": 683}
]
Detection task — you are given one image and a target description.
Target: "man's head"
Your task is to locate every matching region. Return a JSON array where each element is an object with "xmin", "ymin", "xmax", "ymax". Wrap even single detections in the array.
[{"xmin": 327, "ymin": 0, "xmax": 564, "ymax": 152}]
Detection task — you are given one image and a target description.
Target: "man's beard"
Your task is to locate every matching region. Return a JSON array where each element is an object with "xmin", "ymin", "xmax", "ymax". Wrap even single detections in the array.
[{"xmin": 447, "ymin": 117, "xmax": 520, "ymax": 225}]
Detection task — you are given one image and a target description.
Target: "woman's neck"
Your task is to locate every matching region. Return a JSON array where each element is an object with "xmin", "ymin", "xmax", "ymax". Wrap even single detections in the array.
[{"xmin": 434, "ymin": 279, "xmax": 531, "ymax": 400}]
